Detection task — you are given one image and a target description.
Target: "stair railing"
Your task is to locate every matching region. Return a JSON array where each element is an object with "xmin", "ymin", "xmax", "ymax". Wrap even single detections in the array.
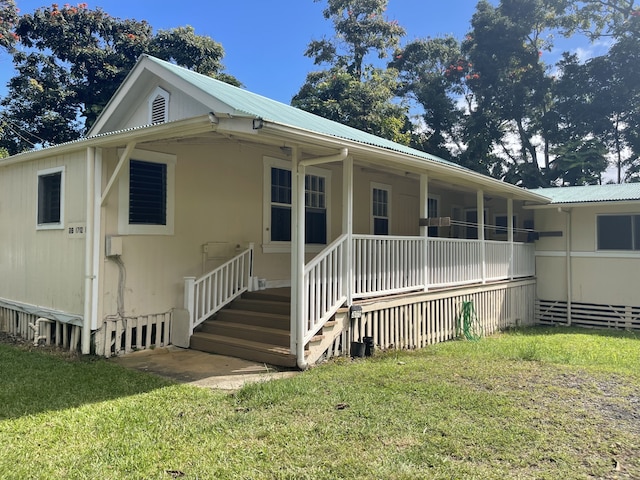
[
  {"xmin": 301, "ymin": 234, "xmax": 348, "ymax": 345},
  {"xmin": 184, "ymin": 243, "xmax": 254, "ymax": 335}
]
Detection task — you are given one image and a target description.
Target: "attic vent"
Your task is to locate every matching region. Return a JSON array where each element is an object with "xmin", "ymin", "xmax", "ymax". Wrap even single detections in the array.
[{"xmin": 148, "ymin": 87, "xmax": 169, "ymax": 124}]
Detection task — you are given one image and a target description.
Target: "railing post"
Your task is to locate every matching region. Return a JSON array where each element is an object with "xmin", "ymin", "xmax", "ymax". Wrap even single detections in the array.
[
  {"xmin": 477, "ymin": 189, "xmax": 486, "ymax": 284},
  {"xmin": 420, "ymin": 174, "xmax": 429, "ymax": 292},
  {"xmin": 507, "ymin": 198, "xmax": 514, "ymax": 280},
  {"xmin": 247, "ymin": 242, "xmax": 255, "ymax": 291},
  {"xmin": 184, "ymin": 276, "xmax": 196, "ymax": 335},
  {"xmin": 343, "ymin": 156, "xmax": 353, "ymax": 306}
]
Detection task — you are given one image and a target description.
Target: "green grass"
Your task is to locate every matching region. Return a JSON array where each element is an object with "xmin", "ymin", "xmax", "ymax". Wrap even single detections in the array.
[{"xmin": 1, "ymin": 326, "xmax": 639, "ymax": 479}]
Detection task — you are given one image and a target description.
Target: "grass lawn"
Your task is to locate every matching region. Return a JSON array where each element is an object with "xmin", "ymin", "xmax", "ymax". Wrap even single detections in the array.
[{"xmin": 1, "ymin": 326, "xmax": 639, "ymax": 479}]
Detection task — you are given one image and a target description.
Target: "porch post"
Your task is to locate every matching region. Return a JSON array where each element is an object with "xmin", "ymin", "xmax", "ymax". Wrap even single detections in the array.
[
  {"xmin": 420, "ymin": 174, "xmax": 429, "ymax": 291},
  {"xmin": 507, "ymin": 198, "xmax": 514, "ymax": 280},
  {"xmin": 291, "ymin": 147, "xmax": 306, "ymax": 357},
  {"xmin": 342, "ymin": 156, "xmax": 354, "ymax": 305},
  {"xmin": 477, "ymin": 189, "xmax": 486, "ymax": 284}
]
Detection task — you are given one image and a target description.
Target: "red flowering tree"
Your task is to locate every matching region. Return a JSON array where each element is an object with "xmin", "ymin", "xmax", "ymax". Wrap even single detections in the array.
[{"xmin": 0, "ymin": 3, "xmax": 238, "ymax": 154}]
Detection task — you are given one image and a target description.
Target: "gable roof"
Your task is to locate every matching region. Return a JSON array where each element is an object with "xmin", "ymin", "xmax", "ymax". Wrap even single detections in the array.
[
  {"xmin": 529, "ymin": 183, "xmax": 640, "ymax": 205},
  {"xmin": 93, "ymin": 55, "xmax": 460, "ymax": 169}
]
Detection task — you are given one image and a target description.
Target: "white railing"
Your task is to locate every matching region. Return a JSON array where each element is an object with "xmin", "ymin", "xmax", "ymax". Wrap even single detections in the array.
[
  {"xmin": 513, "ymin": 243, "xmax": 536, "ymax": 278},
  {"xmin": 485, "ymin": 240, "xmax": 511, "ymax": 281},
  {"xmin": 353, "ymin": 235, "xmax": 425, "ymax": 299},
  {"xmin": 302, "ymin": 234, "xmax": 348, "ymax": 344},
  {"xmin": 428, "ymin": 238, "xmax": 483, "ymax": 288},
  {"xmin": 184, "ymin": 244, "xmax": 254, "ymax": 334}
]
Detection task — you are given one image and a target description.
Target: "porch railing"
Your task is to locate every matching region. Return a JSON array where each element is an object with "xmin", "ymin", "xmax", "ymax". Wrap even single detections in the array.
[
  {"xmin": 353, "ymin": 235, "xmax": 425, "ymax": 299},
  {"xmin": 184, "ymin": 243, "xmax": 254, "ymax": 335},
  {"xmin": 302, "ymin": 234, "xmax": 348, "ymax": 344},
  {"xmin": 428, "ymin": 238, "xmax": 483, "ymax": 288},
  {"xmin": 513, "ymin": 243, "xmax": 536, "ymax": 277}
]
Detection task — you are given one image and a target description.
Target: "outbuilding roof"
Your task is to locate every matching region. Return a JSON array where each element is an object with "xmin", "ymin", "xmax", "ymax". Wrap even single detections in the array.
[{"xmin": 529, "ymin": 183, "xmax": 640, "ymax": 205}]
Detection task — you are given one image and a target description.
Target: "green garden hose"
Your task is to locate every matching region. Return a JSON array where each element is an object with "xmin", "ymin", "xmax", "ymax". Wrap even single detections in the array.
[{"xmin": 456, "ymin": 300, "xmax": 483, "ymax": 341}]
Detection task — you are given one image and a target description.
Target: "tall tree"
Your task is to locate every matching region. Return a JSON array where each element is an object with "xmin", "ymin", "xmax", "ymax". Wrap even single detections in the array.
[
  {"xmin": 0, "ymin": 3, "xmax": 238, "ymax": 154},
  {"xmin": 292, "ymin": 0, "xmax": 411, "ymax": 145}
]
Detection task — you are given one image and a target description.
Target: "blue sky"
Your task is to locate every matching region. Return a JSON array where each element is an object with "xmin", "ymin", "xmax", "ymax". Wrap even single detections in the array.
[
  {"xmin": 2, "ymin": 1, "xmax": 490, "ymax": 102},
  {"xmin": 3, "ymin": 1, "xmax": 607, "ymax": 102}
]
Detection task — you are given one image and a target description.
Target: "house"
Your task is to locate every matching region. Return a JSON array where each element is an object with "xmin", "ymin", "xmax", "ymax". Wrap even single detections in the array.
[
  {"xmin": 1, "ymin": 54, "xmax": 632, "ymax": 368},
  {"xmin": 528, "ymin": 184, "xmax": 640, "ymax": 330}
]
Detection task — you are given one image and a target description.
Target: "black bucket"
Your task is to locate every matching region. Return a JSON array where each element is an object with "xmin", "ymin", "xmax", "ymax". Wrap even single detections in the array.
[
  {"xmin": 350, "ymin": 341, "xmax": 366, "ymax": 358},
  {"xmin": 363, "ymin": 336, "xmax": 375, "ymax": 357}
]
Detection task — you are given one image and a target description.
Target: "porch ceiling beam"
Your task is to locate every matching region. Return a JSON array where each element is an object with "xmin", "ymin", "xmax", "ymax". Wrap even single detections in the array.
[
  {"xmin": 299, "ymin": 148, "xmax": 349, "ymax": 167},
  {"xmin": 100, "ymin": 141, "xmax": 136, "ymax": 206}
]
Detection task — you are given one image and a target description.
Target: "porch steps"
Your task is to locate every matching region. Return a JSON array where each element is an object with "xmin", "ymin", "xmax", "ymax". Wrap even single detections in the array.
[{"xmin": 189, "ymin": 289, "xmax": 297, "ymax": 368}]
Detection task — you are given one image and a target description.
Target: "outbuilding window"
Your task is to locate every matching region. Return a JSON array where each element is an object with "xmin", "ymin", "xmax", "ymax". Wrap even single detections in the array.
[
  {"xmin": 597, "ymin": 214, "xmax": 640, "ymax": 251},
  {"xmin": 37, "ymin": 166, "xmax": 65, "ymax": 229}
]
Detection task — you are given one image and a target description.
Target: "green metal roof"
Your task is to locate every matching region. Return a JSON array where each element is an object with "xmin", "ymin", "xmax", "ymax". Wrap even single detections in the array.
[
  {"xmin": 529, "ymin": 183, "xmax": 640, "ymax": 204},
  {"xmin": 145, "ymin": 55, "xmax": 464, "ymax": 170}
]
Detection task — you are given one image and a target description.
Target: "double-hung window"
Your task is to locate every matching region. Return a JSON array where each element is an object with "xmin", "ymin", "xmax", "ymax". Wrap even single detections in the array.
[
  {"xmin": 36, "ymin": 166, "xmax": 65, "ymax": 229},
  {"xmin": 119, "ymin": 149, "xmax": 175, "ymax": 235},
  {"xmin": 371, "ymin": 183, "xmax": 390, "ymax": 235},
  {"xmin": 597, "ymin": 214, "xmax": 640, "ymax": 251},
  {"xmin": 264, "ymin": 157, "xmax": 330, "ymax": 252}
]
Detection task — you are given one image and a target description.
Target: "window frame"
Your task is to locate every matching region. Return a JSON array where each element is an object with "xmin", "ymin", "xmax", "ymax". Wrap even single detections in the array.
[
  {"xmin": 118, "ymin": 149, "xmax": 176, "ymax": 236},
  {"xmin": 493, "ymin": 213, "xmax": 518, "ymax": 237},
  {"xmin": 596, "ymin": 213, "xmax": 640, "ymax": 252},
  {"xmin": 370, "ymin": 182, "xmax": 391, "ymax": 235},
  {"xmin": 262, "ymin": 156, "xmax": 332, "ymax": 253},
  {"xmin": 36, "ymin": 166, "xmax": 65, "ymax": 230},
  {"xmin": 427, "ymin": 194, "xmax": 440, "ymax": 237}
]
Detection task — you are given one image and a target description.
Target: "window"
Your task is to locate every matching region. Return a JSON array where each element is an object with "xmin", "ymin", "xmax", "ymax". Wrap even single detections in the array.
[
  {"xmin": 148, "ymin": 87, "xmax": 169, "ymax": 124},
  {"xmin": 263, "ymin": 157, "xmax": 331, "ymax": 252},
  {"xmin": 494, "ymin": 214, "xmax": 517, "ymax": 236},
  {"xmin": 119, "ymin": 149, "xmax": 175, "ymax": 235},
  {"xmin": 597, "ymin": 214, "xmax": 640, "ymax": 251},
  {"xmin": 37, "ymin": 166, "xmax": 65, "ymax": 229},
  {"xmin": 465, "ymin": 209, "xmax": 488, "ymax": 239},
  {"xmin": 428, "ymin": 196, "xmax": 439, "ymax": 237},
  {"xmin": 371, "ymin": 183, "xmax": 390, "ymax": 235}
]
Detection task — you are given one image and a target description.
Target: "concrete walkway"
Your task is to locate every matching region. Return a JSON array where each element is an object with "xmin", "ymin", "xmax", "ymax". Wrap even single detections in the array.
[{"xmin": 111, "ymin": 346, "xmax": 298, "ymax": 391}]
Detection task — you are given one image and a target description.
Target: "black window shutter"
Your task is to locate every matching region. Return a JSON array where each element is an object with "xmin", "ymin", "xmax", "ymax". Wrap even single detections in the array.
[{"xmin": 129, "ymin": 160, "xmax": 167, "ymax": 225}]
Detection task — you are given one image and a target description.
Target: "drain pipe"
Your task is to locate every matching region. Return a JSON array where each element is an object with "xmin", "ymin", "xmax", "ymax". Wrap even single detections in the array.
[
  {"xmin": 559, "ymin": 207, "xmax": 573, "ymax": 326},
  {"xmin": 29, "ymin": 318, "xmax": 53, "ymax": 346},
  {"xmin": 82, "ymin": 147, "xmax": 96, "ymax": 354},
  {"xmin": 294, "ymin": 147, "xmax": 349, "ymax": 370}
]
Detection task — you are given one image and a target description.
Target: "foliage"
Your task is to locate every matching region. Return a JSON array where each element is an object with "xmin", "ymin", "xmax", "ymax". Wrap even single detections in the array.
[
  {"xmin": 1, "ymin": 328, "xmax": 639, "ymax": 478},
  {"xmin": 294, "ymin": 0, "xmax": 411, "ymax": 145},
  {"xmin": 0, "ymin": 3, "xmax": 238, "ymax": 154}
]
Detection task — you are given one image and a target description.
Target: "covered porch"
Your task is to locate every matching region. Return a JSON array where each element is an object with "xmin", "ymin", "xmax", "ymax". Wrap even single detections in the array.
[{"xmin": 183, "ymin": 142, "xmax": 540, "ymax": 368}]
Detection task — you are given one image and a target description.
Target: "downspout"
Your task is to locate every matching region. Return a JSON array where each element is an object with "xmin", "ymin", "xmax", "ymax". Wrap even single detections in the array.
[
  {"xmin": 295, "ymin": 147, "xmax": 349, "ymax": 370},
  {"xmin": 559, "ymin": 207, "xmax": 573, "ymax": 325},
  {"xmin": 82, "ymin": 147, "xmax": 96, "ymax": 354}
]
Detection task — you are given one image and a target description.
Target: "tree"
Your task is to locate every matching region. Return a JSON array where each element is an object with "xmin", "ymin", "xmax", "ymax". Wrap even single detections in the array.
[
  {"xmin": 389, "ymin": 36, "xmax": 466, "ymax": 160},
  {"xmin": 293, "ymin": 0, "xmax": 411, "ymax": 145},
  {"xmin": 0, "ymin": 3, "xmax": 238, "ymax": 154}
]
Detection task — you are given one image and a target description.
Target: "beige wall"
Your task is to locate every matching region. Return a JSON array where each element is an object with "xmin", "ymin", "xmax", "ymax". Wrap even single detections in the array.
[
  {"xmin": 0, "ymin": 152, "xmax": 87, "ymax": 314},
  {"xmin": 535, "ymin": 203, "xmax": 640, "ymax": 306}
]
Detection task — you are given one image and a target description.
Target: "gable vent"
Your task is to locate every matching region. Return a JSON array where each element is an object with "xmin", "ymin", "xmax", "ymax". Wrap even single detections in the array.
[
  {"xmin": 151, "ymin": 94, "xmax": 167, "ymax": 123},
  {"xmin": 148, "ymin": 87, "xmax": 169, "ymax": 124}
]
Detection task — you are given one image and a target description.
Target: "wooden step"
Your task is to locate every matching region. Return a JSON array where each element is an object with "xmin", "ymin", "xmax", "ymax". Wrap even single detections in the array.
[
  {"xmin": 230, "ymin": 297, "xmax": 291, "ymax": 316},
  {"xmin": 242, "ymin": 289, "xmax": 291, "ymax": 303},
  {"xmin": 214, "ymin": 309, "xmax": 290, "ymax": 329},
  {"xmin": 190, "ymin": 332, "xmax": 297, "ymax": 368},
  {"xmin": 198, "ymin": 320, "xmax": 290, "ymax": 347}
]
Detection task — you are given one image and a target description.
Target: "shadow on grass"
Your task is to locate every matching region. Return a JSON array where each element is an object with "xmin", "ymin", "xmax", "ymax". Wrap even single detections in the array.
[
  {"xmin": 0, "ymin": 343, "xmax": 173, "ymax": 421},
  {"xmin": 506, "ymin": 324, "xmax": 640, "ymax": 340}
]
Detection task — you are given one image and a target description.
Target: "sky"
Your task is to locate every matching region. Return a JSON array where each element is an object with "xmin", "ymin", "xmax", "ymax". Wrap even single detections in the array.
[
  {"xmin": 0, "ymin": 0, "xmax": 490, "ymax": 102},
  {"xmin": 2, "ymin": 1, "xmax": 608, "ymax": 102}
]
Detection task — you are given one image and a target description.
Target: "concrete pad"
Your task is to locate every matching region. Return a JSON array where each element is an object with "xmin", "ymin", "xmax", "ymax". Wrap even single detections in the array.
[{"xmin": 111, "ymin": 346, "xmax": 298, "ymax": 391}]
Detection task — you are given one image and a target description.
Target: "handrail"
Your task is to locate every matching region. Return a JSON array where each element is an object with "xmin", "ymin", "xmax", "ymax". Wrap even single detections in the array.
[
  {"xmin": 302, "ymin": 234, "xmax": 348, "ymax": 344},
  {"xmin": 184, "ymin": 243, "xmax": 254, "ymax": 334}
]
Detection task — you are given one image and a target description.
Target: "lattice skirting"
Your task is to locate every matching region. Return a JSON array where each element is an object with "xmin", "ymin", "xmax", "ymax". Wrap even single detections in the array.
[
  {"xmin": 346, "ymin": 280, "xmax": 536, "ymax": 352},
  {"xmin": 0, "ymin": 305, "xmax": 82, "ymax": 350},
  {"xmin": 537, "ymin": 300, "xmax": 640, "ymax": 330},
  {"xmin": 96, "ymin": 312, "xmax": 172, "ymax": 358}
]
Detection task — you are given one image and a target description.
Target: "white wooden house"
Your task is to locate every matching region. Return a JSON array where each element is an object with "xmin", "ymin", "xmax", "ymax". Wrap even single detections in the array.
[{"xmin": 4, "ymin": 54, "xmax": 631, "ymax": 368}]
